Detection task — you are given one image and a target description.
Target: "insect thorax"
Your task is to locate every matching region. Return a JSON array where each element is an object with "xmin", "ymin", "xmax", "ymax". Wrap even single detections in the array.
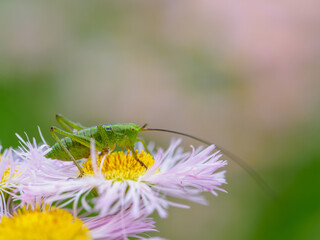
[{"xmin": 102, "ymin": 123, "xmax": 140, "ymax": 148}]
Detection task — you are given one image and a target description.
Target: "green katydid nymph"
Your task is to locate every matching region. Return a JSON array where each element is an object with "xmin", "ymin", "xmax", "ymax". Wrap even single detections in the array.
[
  {"xmin": 45, "ymin": 114, "xmax": 151, "ymax": 176},
  {"xmin": 45, "ymin": 114, "xmax": 274, "ymax": 197}
]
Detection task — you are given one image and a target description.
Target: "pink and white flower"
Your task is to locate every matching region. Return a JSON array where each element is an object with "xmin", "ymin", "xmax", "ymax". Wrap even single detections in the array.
[
  {"xmin": 0, "ymin": 203, "xmax": 157, "ymax": 240},
  {"xmin": 17, "ymin": 134, "xmax": 227, "ymax": 218},
  {"xmin": 84, "ymin": 210, "xmax": 156, "ymax": 240},
  {"xmin": 0, "ymin": 146, "xmax": 20, "ymax": 217}
]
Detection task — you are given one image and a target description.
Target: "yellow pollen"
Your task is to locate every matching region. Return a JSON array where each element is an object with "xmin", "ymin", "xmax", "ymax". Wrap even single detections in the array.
[
  {"xmin": 82, "ymin": 150, "xmax": 155, "ymax": 181},
  {"xmin": 0, "ymin": 206, "xmax": 91, "ymax": 240},
  {"xmin": 0, "ymin": 168, "xmax": 19, "ymax": 184},
  {"xmin": 0, "ymin": 155, "xmax": 19, "ymax": 184}
]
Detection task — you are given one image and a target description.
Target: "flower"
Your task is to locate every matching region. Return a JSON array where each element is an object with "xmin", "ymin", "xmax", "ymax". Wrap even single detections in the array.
[
  {"xmin": 0, "ymin": 146, "xmax": 20, "ymax": 217},
  {"xmin": 0, "ymin": 206, "xmax": 90, "ymax": 240},
  {"xmin": 83, "ymin": 210, "xmax": 156, "ymax": 240},
  {"xmin": 18, "ymin": 134, "xmax": 227, "ymax": 219},
  {"xmin": 15, "ymin": 133, "xmax": 78, "ymax": 182},
  {"xmin": 0, "ymin": 205, "xmax": 156, "ymax": 240}
]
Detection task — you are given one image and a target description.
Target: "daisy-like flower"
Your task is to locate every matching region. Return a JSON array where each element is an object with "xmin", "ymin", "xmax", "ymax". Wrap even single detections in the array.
[
  {"xmin": 0, "ymin": 146, "xmax": 20, "ymax": 217},
  {"xmin": 0, "ymin": 205, "xmax": 156, "ymax": 240},
  {"xmin": 18, "ymin": 133, "xmax": 227, "ymax": 218},
  {"xmin": 12, "ymin": 133, "xmax": 80, "ymax": 206}
]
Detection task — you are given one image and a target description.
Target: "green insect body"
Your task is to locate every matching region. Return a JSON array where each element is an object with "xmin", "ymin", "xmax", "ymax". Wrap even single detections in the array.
[
  {"xmin": 45, "ymin": 115, "xmax": 148, "ymax": 175},
  {"xmin": 46, "ymin": 124, "xmax": 141, "ymax": 161}
]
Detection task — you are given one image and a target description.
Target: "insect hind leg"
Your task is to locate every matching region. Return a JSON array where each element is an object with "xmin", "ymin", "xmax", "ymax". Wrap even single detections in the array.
[
  {"xmin": 50, "ymin": 127, "xmax": 85, "ymax": 176},
  {"xmin": 50, "ymin": 126, "xmax": 106, "ymax": 177},
  {"xmin": 56, "ymin": 114, "xmax": 87, "ymax": 133}
]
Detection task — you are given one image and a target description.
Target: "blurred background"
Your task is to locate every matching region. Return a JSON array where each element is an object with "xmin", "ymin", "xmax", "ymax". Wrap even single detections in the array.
[{"xmin": 0, "ymin": 1, "xmax": 319, "ymax": 239}]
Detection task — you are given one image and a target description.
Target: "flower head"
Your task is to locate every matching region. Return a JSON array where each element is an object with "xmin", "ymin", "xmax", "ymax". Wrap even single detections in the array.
[
  {"xmin": 0, "ymin": 206, "xmax": 90, "ymax": 240},
  {"xmin": 19, "ymin": 135, "xmax": 227, "ymax": 218},
  {"xmin": 0, "ymin": 205, "xmax": 156, "ymax": 240},
  {"xmin": 82, "ymin": 150, "xmax": 155, "ymax": 181},
  {"xmin": 0, "ymin": 146, "xmax": 20, "ymax": 217}
]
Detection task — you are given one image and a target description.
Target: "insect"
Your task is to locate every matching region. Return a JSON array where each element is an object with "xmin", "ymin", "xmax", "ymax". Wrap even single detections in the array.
[
  {"xmin": 46, "ymin": 114, "xmax": 274, "ymax": 198},
  {"xmin": 45, "ymin": 114, "xmax": 151, "ymax": 176}
]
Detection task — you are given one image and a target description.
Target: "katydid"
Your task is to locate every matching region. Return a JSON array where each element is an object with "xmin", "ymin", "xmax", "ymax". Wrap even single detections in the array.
[
  {"xmin": 45, "ymin": 114, "xmax": 274, "ymax": 197},
  {"xmin": 45, "ymin": 114, "xmax": 150, "ymax": 176}
]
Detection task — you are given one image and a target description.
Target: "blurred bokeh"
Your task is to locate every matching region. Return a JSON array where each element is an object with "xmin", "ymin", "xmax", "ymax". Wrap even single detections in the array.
[{"xmin": 0, "ymin": 1, "xmax": 319, "ymax": 239}]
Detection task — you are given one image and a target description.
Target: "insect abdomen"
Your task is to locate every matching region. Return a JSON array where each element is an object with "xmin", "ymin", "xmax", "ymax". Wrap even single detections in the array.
[{"xmin": 45, "ymin": 127, "xmax": 99, "ymax": 161}]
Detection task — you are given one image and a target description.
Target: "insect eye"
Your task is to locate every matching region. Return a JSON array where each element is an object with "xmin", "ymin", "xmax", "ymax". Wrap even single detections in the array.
[{"xmin": 130, "ymin": 127, "xmax": 135, "ymax": 131}]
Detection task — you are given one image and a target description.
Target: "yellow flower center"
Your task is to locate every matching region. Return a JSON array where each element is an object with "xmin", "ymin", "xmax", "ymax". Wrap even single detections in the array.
[
  {"xmin": 82, "ymin": 150, "xmax": 155, "ymax": 181},
  {"xmin": 0, "ymin": 168, "xmax": 12, "ymax": 184},
  {"xmin": 0, "ymin": 207, "xmax": 91, "ymax": 240},
  {"xmin": 0, "ymin": 155, "xmax": 19, "ymax": 184}
]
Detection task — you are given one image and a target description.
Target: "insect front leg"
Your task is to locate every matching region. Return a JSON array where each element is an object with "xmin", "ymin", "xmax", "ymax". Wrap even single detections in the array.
[
  {"xmin": 136, "ymin": 138, "xmax": 150, "ymax": 154},
  {"xmin": 129, "ymin": 146, "xmax": 148, "ymax": 170},
  {"xmin": 56, "ymin": 114, "xmax": 87, "ymax": 133}
]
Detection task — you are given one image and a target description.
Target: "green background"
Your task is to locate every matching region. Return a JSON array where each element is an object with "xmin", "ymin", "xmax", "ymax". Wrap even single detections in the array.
[{"xmin": 0, "ymin": 1, "xmax": 319, "ymax": 239}]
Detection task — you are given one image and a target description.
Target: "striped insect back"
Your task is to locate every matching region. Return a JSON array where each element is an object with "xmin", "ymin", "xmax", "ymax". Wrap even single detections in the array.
[{"xmin": 76, "ymin": 127, "xmax": 98, "ymax": 138}]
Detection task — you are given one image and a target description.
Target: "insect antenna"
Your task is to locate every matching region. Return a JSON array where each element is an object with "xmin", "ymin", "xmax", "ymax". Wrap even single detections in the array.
[{"xmin": 144, "ymin": 128, "xmax": 276, "ymax": 199}]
